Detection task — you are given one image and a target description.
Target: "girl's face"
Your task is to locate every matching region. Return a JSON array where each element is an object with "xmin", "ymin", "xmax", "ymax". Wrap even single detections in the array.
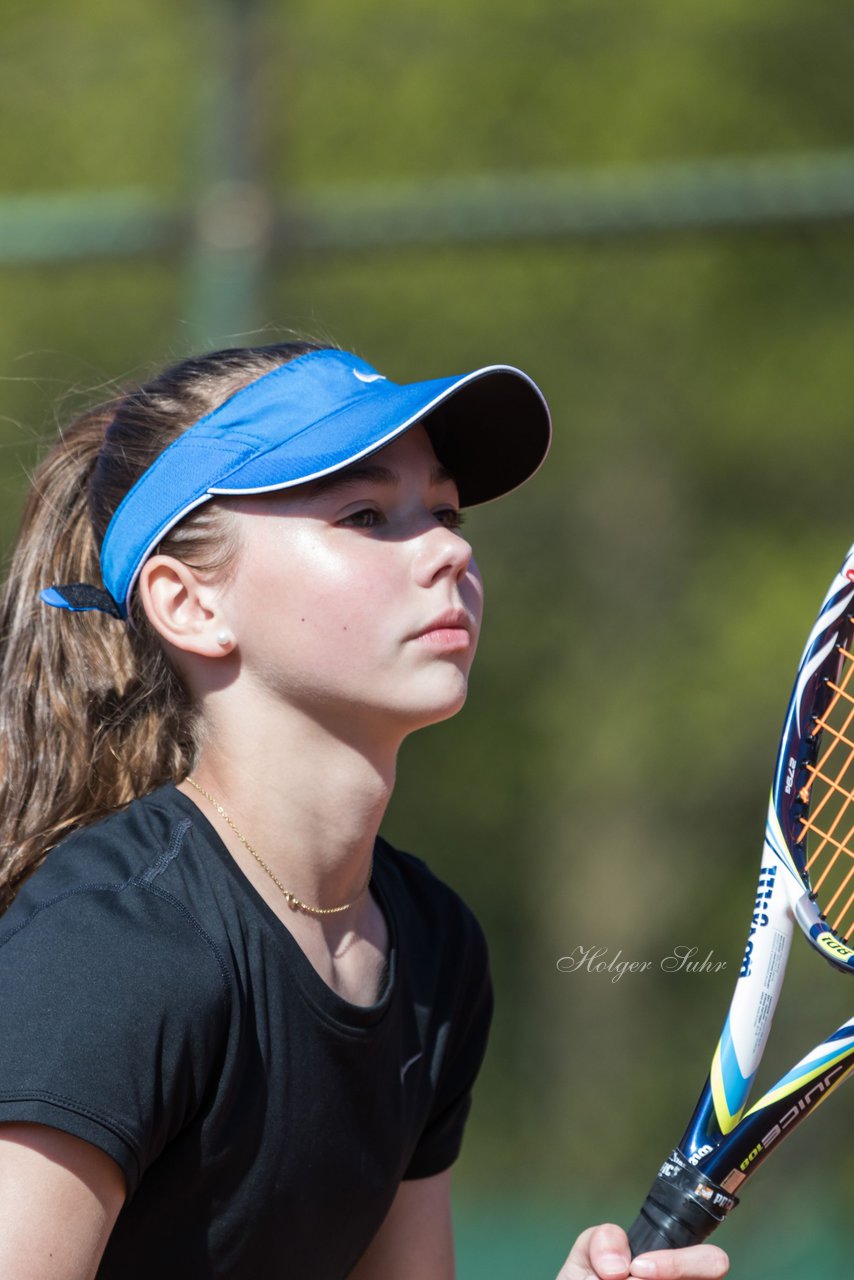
[{"xmin": 215, "ymin": 424, "xmax": 484, "ymax": 739}]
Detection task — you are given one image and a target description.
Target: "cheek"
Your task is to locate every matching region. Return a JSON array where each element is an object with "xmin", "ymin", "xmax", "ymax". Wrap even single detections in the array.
[{"xmin": 241, "ymin": 531, "xmax": 399, "ymax": 653}]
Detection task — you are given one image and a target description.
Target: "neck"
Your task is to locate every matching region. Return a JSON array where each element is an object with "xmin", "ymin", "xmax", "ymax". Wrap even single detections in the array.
[{"xmin": 181, "ymin": 696, "xmax": 399, "ymax": 916}]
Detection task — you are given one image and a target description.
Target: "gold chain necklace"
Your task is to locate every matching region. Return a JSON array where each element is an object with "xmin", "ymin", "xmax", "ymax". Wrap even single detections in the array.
[{"xmin": 185, "ymin": 777, "xmax": 368, "ymax": 917}]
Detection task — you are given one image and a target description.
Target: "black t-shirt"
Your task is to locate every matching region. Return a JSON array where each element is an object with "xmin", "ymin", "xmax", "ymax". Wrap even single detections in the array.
[{"xmin": 0, "ymin": 785, "xmax": 493, "ymax": 1279}]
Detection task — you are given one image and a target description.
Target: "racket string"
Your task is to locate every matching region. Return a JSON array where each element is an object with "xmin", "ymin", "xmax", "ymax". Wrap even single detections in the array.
[{"xmin": 799, "ymin": 642, "xmax": 854, "ymax": 940}]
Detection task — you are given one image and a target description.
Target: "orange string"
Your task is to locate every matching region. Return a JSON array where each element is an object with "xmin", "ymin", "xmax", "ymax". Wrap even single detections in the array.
[{"xmin": 798, "ymin": 643, "xmax": 854, "ymax": 939}]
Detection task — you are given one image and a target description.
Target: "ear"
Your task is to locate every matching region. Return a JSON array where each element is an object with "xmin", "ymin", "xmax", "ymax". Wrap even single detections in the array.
[{"xmin": 137, "ymin": 554, "xmax": 234, "ymax": 658}]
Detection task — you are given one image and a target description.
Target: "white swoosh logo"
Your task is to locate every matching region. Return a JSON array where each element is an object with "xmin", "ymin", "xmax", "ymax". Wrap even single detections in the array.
[
  {"xmin": 400, "ymin": 1051, "xmax": 423, "ymax": 1082},
  {"xmin": 353, "ymin": 370, "xmax": 386, "ymax": 383}
]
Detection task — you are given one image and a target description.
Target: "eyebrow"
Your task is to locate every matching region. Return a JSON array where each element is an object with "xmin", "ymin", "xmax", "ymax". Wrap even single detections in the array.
[{"xmin": 301, "ymin": 461, "xmax": 457, "ymax": 500}]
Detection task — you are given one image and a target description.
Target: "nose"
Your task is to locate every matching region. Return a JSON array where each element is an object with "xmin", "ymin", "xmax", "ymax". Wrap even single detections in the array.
[{"xmin": 414, "ymin": 523, "xmax": 476, "ymax": 588}]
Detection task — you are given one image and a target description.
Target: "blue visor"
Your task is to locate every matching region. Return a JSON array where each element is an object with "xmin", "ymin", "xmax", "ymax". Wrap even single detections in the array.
[{"xmin": 41, "ymin": 347, "xmax": 551, "ymax": 619}]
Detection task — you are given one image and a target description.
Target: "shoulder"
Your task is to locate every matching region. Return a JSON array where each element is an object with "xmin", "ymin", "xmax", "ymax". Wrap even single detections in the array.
[
  {"xmin": 376, "ymin": 836, "xmax": 486, "ymax": 934},
  {"xmin": 374, "ymin": 836, "xmax": 490, "ymax": 989},
  {"xmin": 0, "ymin": 786, "xmax": 230, "ymax": 1004},
  {"xmin": 0, "ymin": 790, "xmax": 235, "ymax": 1195},
  {"xmin": 16, "ymin": 783, "xmax": 201, "ymax": 891}
]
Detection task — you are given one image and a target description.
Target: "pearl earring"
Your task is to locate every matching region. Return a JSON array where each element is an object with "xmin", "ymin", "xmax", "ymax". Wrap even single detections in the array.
[{"xmin": 216, "ymin": 630, "xmax": 233, "ymax": 647}]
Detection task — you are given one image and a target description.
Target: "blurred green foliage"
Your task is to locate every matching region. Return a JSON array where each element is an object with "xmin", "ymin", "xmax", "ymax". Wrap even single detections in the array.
[{"xmin": 2, "ymin": 1, "xmax": 854, "ymax": 1274}]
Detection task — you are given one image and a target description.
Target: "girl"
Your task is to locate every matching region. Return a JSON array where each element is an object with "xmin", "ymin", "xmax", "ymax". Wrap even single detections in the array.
[{"xmin": 0, "ymin": 341, "xmax": 727, "ymax": 1279}]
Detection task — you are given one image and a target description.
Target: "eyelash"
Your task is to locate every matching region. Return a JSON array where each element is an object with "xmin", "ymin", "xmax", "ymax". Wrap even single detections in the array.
[{"xmin": 341, "ymin": 508, "xmax": 466, "ymax": 530}]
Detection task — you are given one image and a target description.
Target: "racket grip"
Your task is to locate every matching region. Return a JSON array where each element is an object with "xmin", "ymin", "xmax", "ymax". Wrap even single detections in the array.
[{"xmin": 627, "ymin": 1148, "xmax": 738, "ymax": 1257}]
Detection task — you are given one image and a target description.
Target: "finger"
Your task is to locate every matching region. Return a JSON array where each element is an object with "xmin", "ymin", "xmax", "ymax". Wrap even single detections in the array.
[
  {"xmin": 629, "ymin": 1243, "xmax": 729, "ymax": 1279},
  {"xmin": 584, "ymin": 1222, "xmax": 632, "ymax": 1279},
  {"xmin": 556, "ymin": 1223, "xmax": 631, "ymax": 1280}
]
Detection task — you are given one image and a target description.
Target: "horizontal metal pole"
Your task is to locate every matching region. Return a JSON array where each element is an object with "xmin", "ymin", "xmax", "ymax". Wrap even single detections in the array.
[
  {"xmin": 2, "ymin": 151, "xmax": 854, "ymax": 266},
  {"xmin": 0, "ymin": 191, "xmax": 186, "ymax": 264},
  {"xmin": 284, "ymin": 151, "xmax": 854, "ymax": 249}
]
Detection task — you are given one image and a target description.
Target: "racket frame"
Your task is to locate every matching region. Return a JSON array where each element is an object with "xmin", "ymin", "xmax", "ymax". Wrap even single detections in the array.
[{"xmin": 629, "ymin": 545, "xmax": 854, "ymax": 1251}]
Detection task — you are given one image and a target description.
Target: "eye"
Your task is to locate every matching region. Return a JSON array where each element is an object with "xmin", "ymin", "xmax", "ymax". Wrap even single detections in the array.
[
  {"xmin": 339, "ymin": 507, "xmax": 385, "ymax": 528},
  {"xmin": 435, "ymin": 508, "xmax": 465, "ymax": 530}
]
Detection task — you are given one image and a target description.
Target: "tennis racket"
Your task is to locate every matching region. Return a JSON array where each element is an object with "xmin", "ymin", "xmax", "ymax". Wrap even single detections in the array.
[{"xmin": 628, "ymin": 541, "xmax": 854, "ymax": 1254}]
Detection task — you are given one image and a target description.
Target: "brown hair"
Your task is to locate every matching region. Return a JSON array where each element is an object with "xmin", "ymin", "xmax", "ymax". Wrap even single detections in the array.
[{"xmin": 0, "ymin": 340, "xmax": 322, "ymax": 910}]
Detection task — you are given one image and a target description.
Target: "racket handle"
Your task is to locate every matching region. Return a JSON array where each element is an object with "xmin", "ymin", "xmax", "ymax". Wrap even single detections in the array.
[{"xmin": 627, "ymin": 1149, "xmax": 738, "ymax": 1257}]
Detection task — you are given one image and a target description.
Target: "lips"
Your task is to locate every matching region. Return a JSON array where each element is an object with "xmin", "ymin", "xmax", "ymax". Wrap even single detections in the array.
[
  {"xmin": 414, "ymin": 608, "xmax": 472, "ymax": 638},
  {"xmin": 410, "ymin": 608, "xmax": 474, "ymax": 651}
]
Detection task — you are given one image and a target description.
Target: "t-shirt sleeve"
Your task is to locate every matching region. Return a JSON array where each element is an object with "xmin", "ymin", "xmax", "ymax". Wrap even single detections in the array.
[
  {"xmin": 403, "ymin": 908, "xmax": 494, "ymax": 1180},
  {"xmin": 0, "ymin": 884, "xmax": 228, "ymax": 1197}
]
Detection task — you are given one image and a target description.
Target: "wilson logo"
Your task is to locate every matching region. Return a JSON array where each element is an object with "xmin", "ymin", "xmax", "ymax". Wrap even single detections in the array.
[{"xmin": 740, "ymin": 866, "xmax": 777, "ymax": 978}]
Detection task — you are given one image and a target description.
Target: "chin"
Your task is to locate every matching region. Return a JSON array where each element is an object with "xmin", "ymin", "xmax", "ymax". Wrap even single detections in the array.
[{"xmin": 404, "ymin": 679, "xmax": 470, "ymax": 731}]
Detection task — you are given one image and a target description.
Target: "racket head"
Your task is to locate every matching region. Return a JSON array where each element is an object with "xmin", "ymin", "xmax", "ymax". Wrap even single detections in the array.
[{"xmin": 770, "ymin": 556, "xmax": 854, "ymax": 968}]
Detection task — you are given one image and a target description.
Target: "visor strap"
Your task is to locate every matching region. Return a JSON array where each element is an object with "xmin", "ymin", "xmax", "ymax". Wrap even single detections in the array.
[{"xmin": 39, "ymin": 583, "xmax": 124, "ymax": 619}]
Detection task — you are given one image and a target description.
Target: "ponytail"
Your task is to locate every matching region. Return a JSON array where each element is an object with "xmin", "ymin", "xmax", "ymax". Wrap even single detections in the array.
[{"xmin": 0, "ymin": 340, "xmax": 322, "ymax": 909}]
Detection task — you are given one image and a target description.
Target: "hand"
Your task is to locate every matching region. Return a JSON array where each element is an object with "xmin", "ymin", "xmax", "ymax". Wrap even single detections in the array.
[{"xmin": 556, "ymin": 1223, "xmax": 729, "ymax": 1280}]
